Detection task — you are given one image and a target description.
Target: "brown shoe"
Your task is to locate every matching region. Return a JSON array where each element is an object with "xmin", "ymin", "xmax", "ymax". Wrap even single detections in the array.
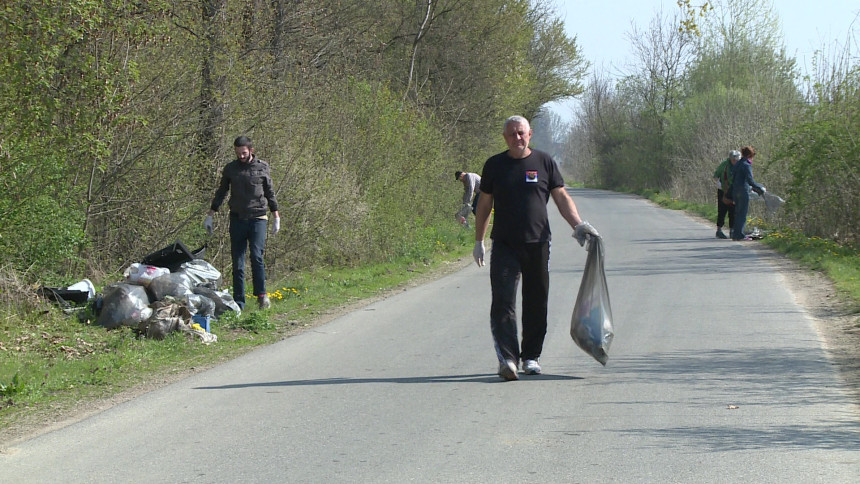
[{"xmin": 258, "ymin": 294, "xmax": 271, "ymax": 309}]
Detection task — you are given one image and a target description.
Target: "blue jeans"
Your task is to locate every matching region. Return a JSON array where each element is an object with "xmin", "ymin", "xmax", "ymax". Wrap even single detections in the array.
[
  {"xmin": 732, "ymin": 192, "xmax": 750, "ymax": 240},
  {"xmin": 489, "ymin": 240, "xmax": 550, "ymax": 364},
  {"xmin": 229, "ymin": 215, "xmax": 268, "ymax": 309}
]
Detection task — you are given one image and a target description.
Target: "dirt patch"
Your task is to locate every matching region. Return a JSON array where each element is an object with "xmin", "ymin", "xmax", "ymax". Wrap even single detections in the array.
[{"xmin": 763, "ymin": 247, "xmax": 860, "ymax": 404}]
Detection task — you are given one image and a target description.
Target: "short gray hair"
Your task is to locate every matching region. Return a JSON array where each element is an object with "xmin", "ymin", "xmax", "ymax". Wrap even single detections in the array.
[
  {"xmin": 503, "ymin": 115, "xmax": 530, "ymax": 132},
  {"xmin": 729, "ymin": 150, "xmax": 741, "ymax": 160}
]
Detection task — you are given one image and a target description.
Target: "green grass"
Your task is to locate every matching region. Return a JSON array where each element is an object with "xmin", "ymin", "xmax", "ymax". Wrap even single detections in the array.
[
  {"xmin": 0, "ymin": 224, "xmax": 473, "ymax": 436},
  {"xmin": 638, "ymin": 188, "xmax": 860, "ymax": 315}
]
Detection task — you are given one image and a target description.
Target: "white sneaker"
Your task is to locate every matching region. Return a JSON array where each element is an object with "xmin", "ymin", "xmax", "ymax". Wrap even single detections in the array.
[
  {"xmin": 523, "ymin": 359, "xmax": 542, "ymax": 375},
  {"xmin": 258, "ymin": 294, "xmax": 271, "ymax": 310},
  {"xmin": 498, "ymin": 359, "xmax": 518, "ymax": 381}
]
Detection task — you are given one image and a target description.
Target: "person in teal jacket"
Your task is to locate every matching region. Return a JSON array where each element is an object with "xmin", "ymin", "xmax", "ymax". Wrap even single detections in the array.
[
  {"xmin": 731, "ymin": 146, "xmax": 766, "ymax": 241},
  {"xmin": 712, "ymin": 150, "xmax": 740, "ymax": 238}
]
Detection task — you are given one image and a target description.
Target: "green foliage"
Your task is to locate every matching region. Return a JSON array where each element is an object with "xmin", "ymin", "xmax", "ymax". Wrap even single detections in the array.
[
  {"xmin": 225, "ymin": 312, "xmax": 275, "ymax": 332},
  {"xmin": 0, "ymin": 0, "xmax": 586, "ymax": 287},
  {"xmin": 677, "ymin": 0, "xmax": 713, "ymax": 36},
  {"xmin": 772, "ymin": 67, "xmax": 860, "ymax": 244},
  {"xmin": 0, "ymin": 195, "xmax": 87, "ymax": 277},
  {"xmin": 0, "ymin": 373, "xmax": 25, "ymax": 397},
  {"xmin": 0, "ymin": 0, "xmax": 170, "ymax": 278},
  {"xmin": 567, "ymin": 0, "xmax": 812, "ymax": 237}
]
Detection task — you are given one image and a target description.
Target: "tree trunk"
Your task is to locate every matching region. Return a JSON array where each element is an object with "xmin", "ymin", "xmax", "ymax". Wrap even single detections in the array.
[{"xmin": 199, "ymin": 0, "xmax": 227, "ymax": 191}]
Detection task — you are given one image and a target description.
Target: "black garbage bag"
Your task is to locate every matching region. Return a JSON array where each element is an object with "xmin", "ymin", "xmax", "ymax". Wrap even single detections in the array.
[
  {"xmin": 148, "ymin": 272, "xmax": 194, "ymax": 301},
  {"xmin": 570, "ymin": 236, "xmax": 615, "ymax": 366},
  {"xmin": 192, "ymin": 286, "xmax": 241, "ymax": 317},
  {"xmin": 96, "ymin": 283, "xmax": 152, "ymax": 329}
]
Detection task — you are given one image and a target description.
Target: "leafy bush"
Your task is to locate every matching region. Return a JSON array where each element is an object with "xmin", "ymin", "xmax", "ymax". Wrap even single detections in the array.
[{"xmin": 773, "ymin": 69, "xmax": 860, "ymax": 245}]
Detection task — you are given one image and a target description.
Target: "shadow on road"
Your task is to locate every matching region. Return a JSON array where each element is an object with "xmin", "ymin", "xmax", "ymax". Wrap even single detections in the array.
[
  {"xmin": 194, "ymin": 373, "xmax": 583, "ymax": 389},
  {"xmin": 618, "ymin": 421, "xmax": 860, "ymax": 452}
]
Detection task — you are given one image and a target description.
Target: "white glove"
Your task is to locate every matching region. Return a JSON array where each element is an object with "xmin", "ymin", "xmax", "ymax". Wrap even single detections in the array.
[
  {"xmin": 204, "ymin": 215, "xmax": 213, "ymax": 235},
  {"xmin": 456, "ymin": 203, "xmax": 471, "ymax": 220},
  {"xmin": 271, "ymin": 217, "xmax": 280, "ymax": 235},
  {"xmin": 713, "ymin": 179, "xmax": 722, "ymax": 190},
  {"xmin": 573, "ymin": 221, "xmax": 600, "ymax": 247},
  {"xmin": 760, "ymin": 186, "xmax": 766, "ymax": 194},
  {"xmin": 473, "ymin": 240, "xmax": 485, "ymax": 267}
]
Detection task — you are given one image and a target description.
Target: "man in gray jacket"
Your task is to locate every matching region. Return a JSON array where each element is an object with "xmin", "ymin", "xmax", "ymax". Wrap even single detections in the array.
[
  {"xmin": 455, "ymin": 170, "xmax": 481, "ymax": 227},
  {"xmin": 205, "ymin": 136, "xmax": 280, "ymax": 310}
]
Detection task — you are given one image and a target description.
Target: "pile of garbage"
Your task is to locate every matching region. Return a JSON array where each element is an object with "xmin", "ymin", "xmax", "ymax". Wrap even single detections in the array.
[{"xmin": 41, "ymin": 241, "xmax": 239, "ymax": 344}]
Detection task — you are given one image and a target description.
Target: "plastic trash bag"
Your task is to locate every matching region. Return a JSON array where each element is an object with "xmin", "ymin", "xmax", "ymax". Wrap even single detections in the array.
[
  {"xmin": 97, "ymin": 283, "xmax": 152, "ymax": 329},
  {"xmin": 570, "ymin": 236, "xmax": 615, "ymax": 366},
  {"xmin": 124, "ymin": 263, "xmax": 170, "ymax": 286},
  {"xmin": 148, "ymin": 272, "xmax": 194, "ymax": 301},
  {"xmin": 762, "ymin": 192, "xmax": 785, "ymax": 213},
  {"xmin": 749, "ymin": 191, "xmax": 785, "ymax": 214},
  {"xmin": 183, "ymin": 293, "xmax": 216, "ymax": 317},
  {"xmin": 192, "ymin": 286, "xmax": 242, "ymax": 317},
  {"xmin": 455, "ymin": 203, "xmax": 471, "ymax": 220},
  {"xmin": 68, "ymin": 279, "xmax": 96, "ymax": 300},
  {"xmin": 179, "ymin": 259, "xmax": 222, "ymax": 288}
]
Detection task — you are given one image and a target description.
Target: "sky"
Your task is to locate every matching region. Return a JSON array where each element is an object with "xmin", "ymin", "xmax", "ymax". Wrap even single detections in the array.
[{"xmin": 547, "ymin": 0, "xmax": 860, "ymax": 121}]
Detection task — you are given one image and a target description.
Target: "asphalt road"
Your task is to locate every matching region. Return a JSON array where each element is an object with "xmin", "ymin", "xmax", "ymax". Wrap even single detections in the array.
[{"xmin": 1, "ymin": 188, "xmax": 858, "ymax": 483}]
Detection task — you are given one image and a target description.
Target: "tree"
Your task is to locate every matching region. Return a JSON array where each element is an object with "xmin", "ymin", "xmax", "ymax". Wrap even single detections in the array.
[
  {"xmin": 666, "ymin": 0, "xmax": 801, "ymax": 202},
  {"xmin": 677, "ymin": 0, "xmax": 713, "ymax": 35}
]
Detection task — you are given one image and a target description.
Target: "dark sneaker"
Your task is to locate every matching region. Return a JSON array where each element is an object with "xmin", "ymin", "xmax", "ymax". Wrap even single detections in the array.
[
  {"xmin": 716, "ymin": 229, "xmax": 728, "ymax": 239},
  {"xmin": 498, "ymin": 359, "xmax": 518, "ymax": 381},
  {"xmin": 258, "ymin": 294, "xmax": 271, "ymax": 309},
  {"xmin": 523, "ymin": 359, "xmax": 542, "ymax": 375}
]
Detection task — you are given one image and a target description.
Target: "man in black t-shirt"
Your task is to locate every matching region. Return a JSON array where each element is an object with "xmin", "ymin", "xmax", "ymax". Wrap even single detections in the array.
[{"xmin": 473, "ymin": 116, "xmax": 599, "ymax": 381}]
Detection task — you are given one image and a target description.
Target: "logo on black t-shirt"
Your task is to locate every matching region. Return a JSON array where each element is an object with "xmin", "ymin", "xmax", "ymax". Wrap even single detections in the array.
[{"xmin": 525, "ymin": 170, "xmax": 538, "ymax": 183}]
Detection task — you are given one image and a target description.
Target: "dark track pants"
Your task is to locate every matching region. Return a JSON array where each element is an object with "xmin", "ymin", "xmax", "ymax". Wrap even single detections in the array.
[
  {"xmin": 716, "ymin": 189, "xmax": 734, "ymax": 230},
  {"xmin": 489, "ymin": 240, "xmax": 550, "ymax": 364}
]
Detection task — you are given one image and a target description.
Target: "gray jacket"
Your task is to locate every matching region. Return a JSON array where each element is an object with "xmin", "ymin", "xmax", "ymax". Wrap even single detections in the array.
[
  {"xmin": 462, "ymin": 172, "xmax": 481, "ymax": 205},
  {"xmin": 210, "ymin": 156, "xmax": 278, "ymax": 219}
]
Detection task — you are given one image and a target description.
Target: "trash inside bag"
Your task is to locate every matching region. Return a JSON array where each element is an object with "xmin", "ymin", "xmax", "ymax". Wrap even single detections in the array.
[
  {"xmin": 570, "ymin": 236, "xmax": 615, "ymax": 366},
  {"xmin": 192, "ymin": 286, "xmax": 241, "ymax": 317},
  {"xmin": 137, "ymin": 300, "xmax": 191, "ymax": 340},
  {"xmin": 97, "ymin": 283, "xmax": 152, "ymax": 329},
  {"xmin": 124, "ymin": 263, "xmax": 170, "ymax": 286},
  {"xmin": 148, "ymin": 272, "xmax": 194, "ymax": 301},
  {"xmin": 183, "ymin": 293, "xmax": 216, "ymax": 317},
  {"xmin": 179, "ymin": 259, "xmax": 222, "ymax": 288}
]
